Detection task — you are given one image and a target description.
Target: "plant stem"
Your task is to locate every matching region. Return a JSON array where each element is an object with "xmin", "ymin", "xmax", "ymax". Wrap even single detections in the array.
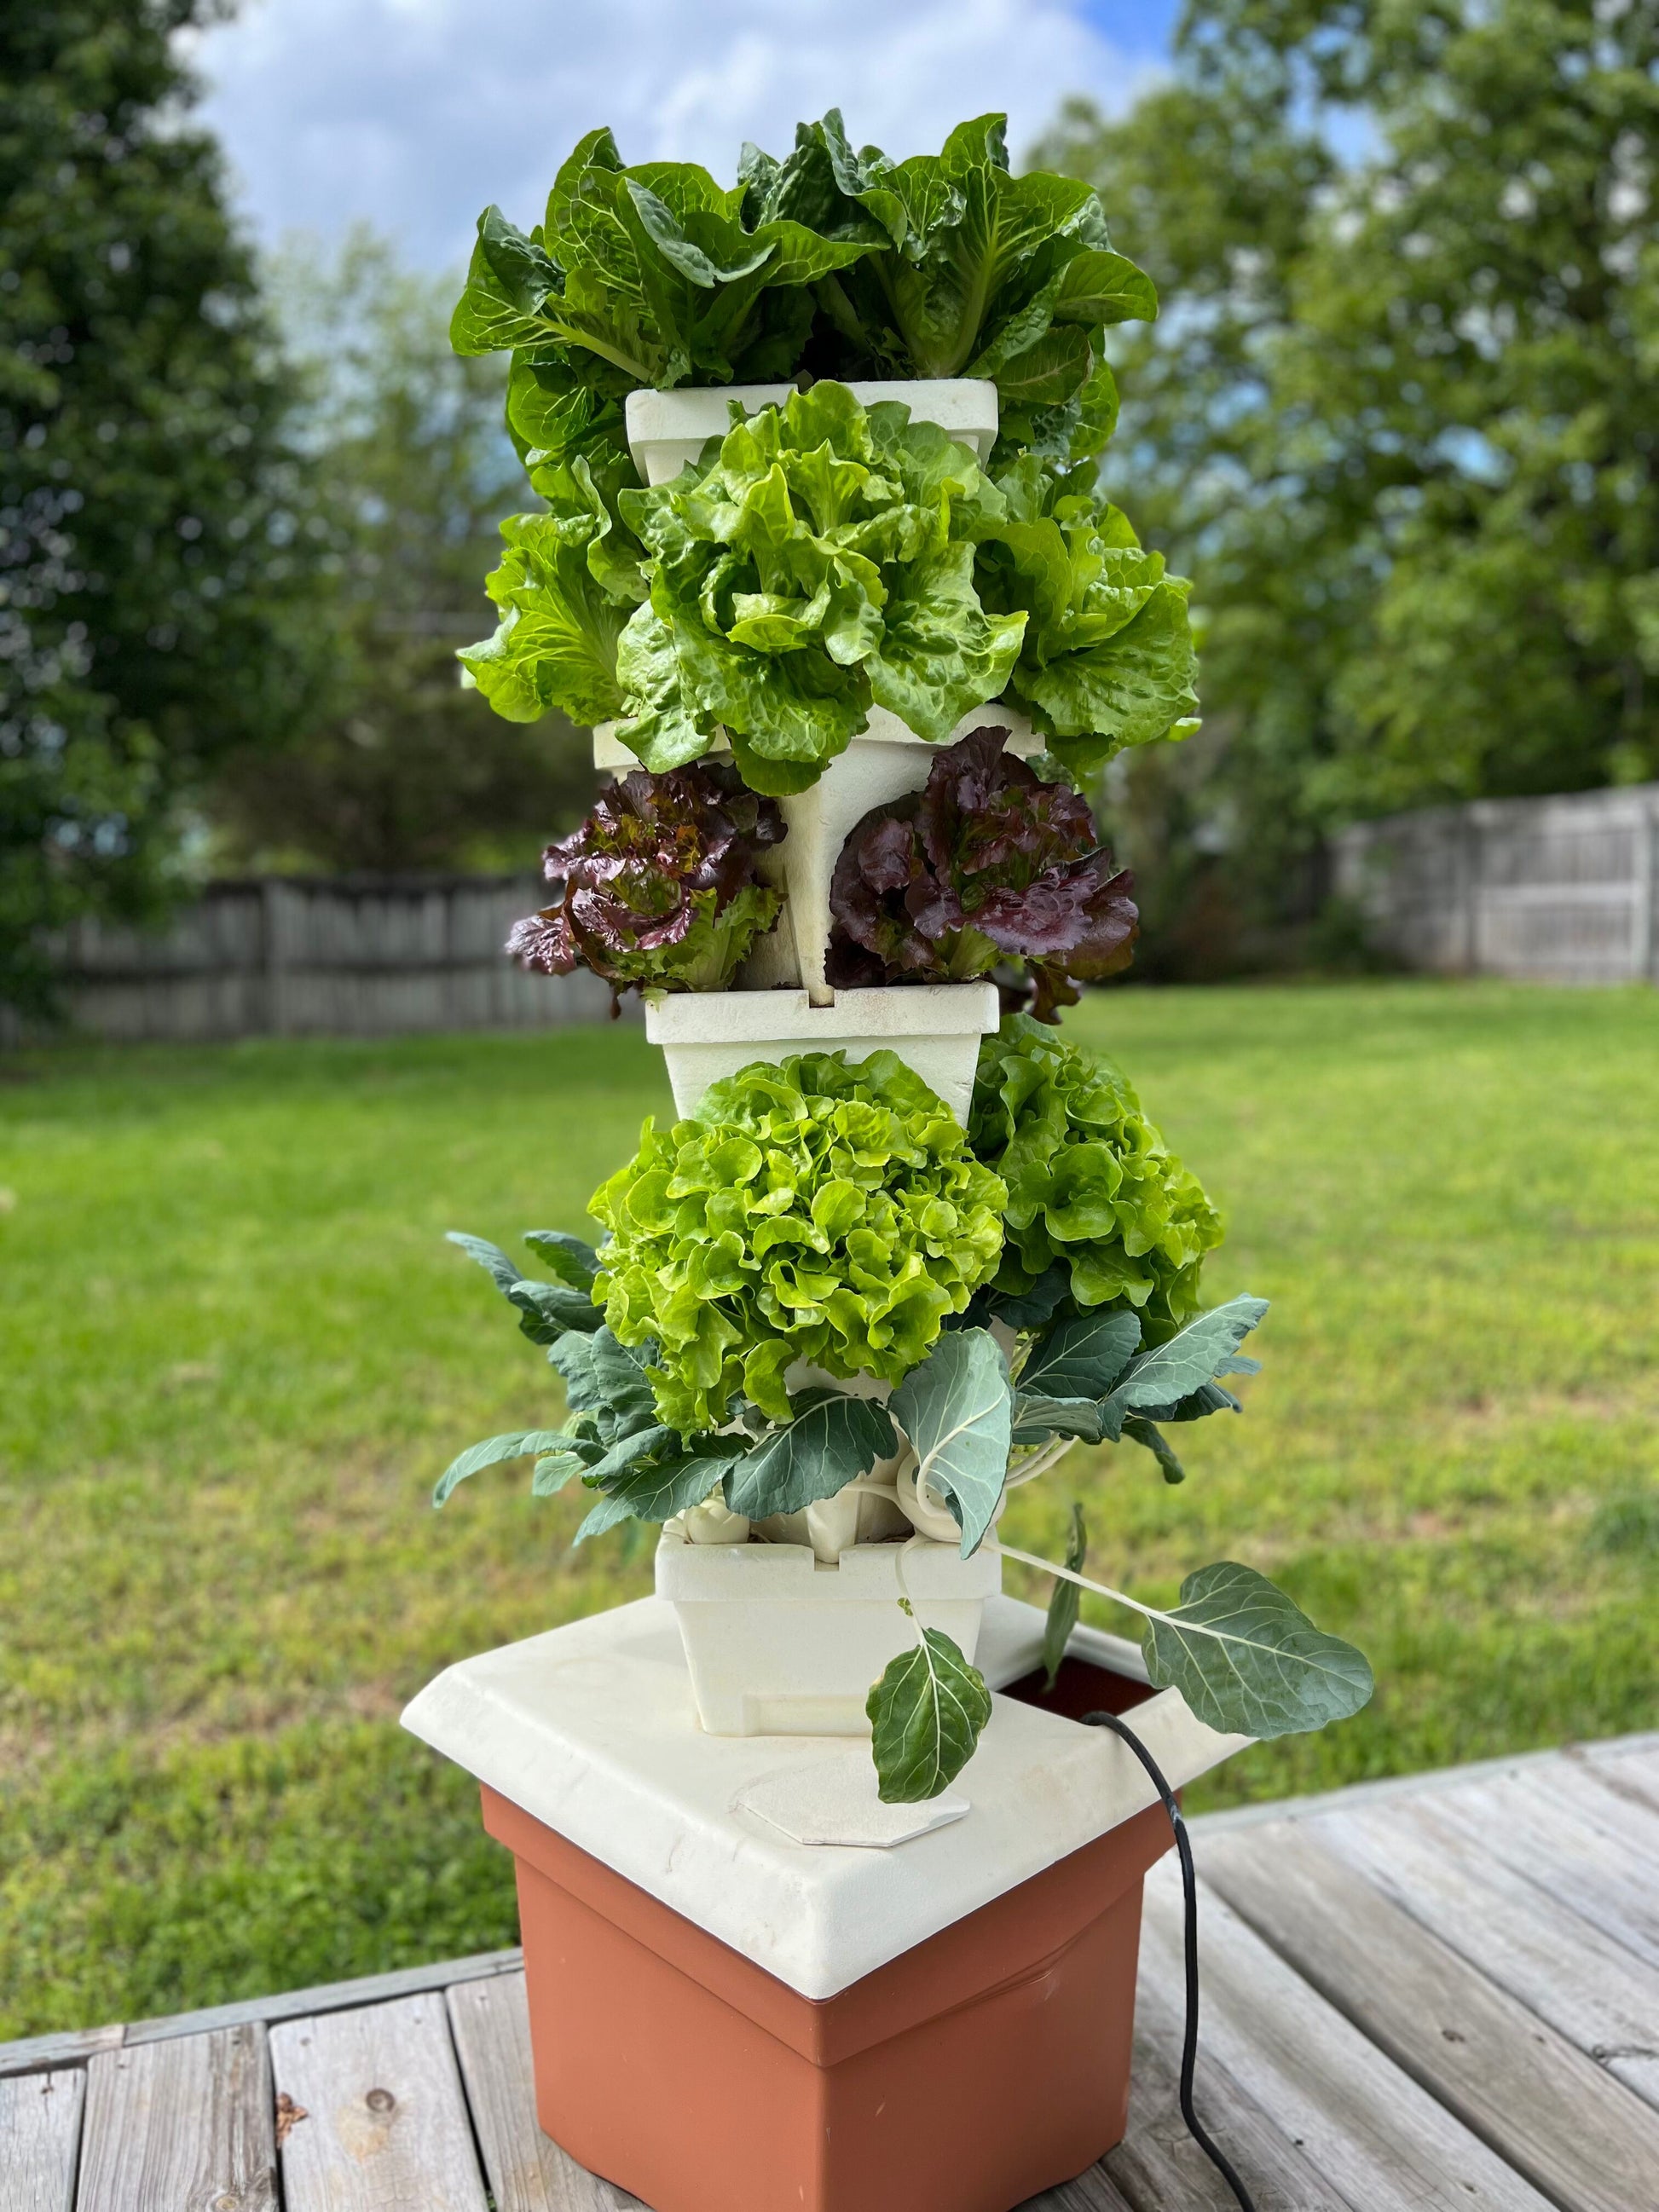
[
  {"xmin": 988, "ymin": 1538, "xmax": 1156, "ymax": 1625},
  {"xmin": 1003, "ymin": 1435, "xmax": 1080, "ymax": 1489}
]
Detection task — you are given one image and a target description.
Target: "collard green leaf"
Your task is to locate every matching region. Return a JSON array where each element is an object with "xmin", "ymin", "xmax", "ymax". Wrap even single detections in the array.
[
  {"xmin": 1021, "ymin": 1308, "xmax": 1142, "ymax": 1401},
  {"xmin": 530, "ymin": 1451, "xmax": 587, "ymax": 1497},
  {"xmin": 1141, "ymin": 1562, "xmax": 1375, "ymax": 1740},
  {"xmin": 434, "ymin": 1429, "xmax": 583, "ymax": 1506},
  {"xmin": 549, "ymin": 1325, "xmax": 661, "ymax": 1441},
  {"xmin": 1010, "ymin": 1391, "xmax": 1103, "ymax": 1446},
  {"xmin": 724, "ymin": 1392, "xmax": 898, "ymax": 1521},
  {"xmin": 1041, "ymin": 1503, "xmax": 1087, "ymax": 1689},
  {"xmin": 447, "ymin": 1231, "xmax": 523, "ymax": 1297},
  {"xmin": 889, "ymin": 1327, "xmax": 1012, "ymax": 1557},
  {"xmin": 505, "ymin": 1279, "xmax": 601, "ymax": 1342},
  {"xmin": 1121, "ymin": 1414, "xmax": 1185, "ymax": 1484},
  {"xmin": 1107, "ymin": 1296, "xmax": 1269, "ymax": 1414},
  {"xmin": 971, "ymin": 1261, "xmax": 1072, "ymax": 1331},
  {"xmin": 522, "ymin": 1231, "xmax": 602, "ymax": 1292},
  {"xmin": 867, "ymin": 1620, "xmax": 993, "ymax": 1803},
  {"xmin": 1136, "ymin": 1381, "xmax": 1246, "ymax": 1424},
  {"xmin": 573, "ymin": 1443, "xmax": 743, "ymax": 1545}
]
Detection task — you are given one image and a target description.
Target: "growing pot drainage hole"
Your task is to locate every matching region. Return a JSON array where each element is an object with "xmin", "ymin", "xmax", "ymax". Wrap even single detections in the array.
[{"xmin": 1083, "ymin": 1712, "xmax": 1259, "ymax": 2212}]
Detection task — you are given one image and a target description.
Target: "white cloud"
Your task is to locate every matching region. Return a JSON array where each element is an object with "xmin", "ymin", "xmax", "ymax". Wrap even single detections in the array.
[{"xmin": 188, "ymin": 0, "xmax": 1168, "ymax": 269}]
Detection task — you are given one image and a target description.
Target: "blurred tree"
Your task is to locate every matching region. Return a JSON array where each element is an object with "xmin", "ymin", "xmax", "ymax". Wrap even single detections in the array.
[
  {"xmin": 1040, "ymin": 0, "xmax": 1659, "ymax": 964},
  {"xmin": 208, "ymin": 230, "xmax": 594, "ymax": 874},
  {"xmin": 0, "ymin": 0, "xmax": 329, "ymax": 1020}
]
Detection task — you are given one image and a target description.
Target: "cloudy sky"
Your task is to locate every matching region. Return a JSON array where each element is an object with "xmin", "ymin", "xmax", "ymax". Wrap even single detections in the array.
[{"xmin": 190, "ymin": 0, "xmax": 1177, "ymax": 271}]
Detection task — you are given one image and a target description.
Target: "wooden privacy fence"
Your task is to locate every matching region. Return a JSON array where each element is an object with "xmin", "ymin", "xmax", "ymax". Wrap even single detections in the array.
[
  {"xmin": 1333, "ymin": 783, "xmax": 1659, "ymax": 984},
  {"xmin": 12, "ymin": 875, "xmax": 622, "ymax": 1043}
]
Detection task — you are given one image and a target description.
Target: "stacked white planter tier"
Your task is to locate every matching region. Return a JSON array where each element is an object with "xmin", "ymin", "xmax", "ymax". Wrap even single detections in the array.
[
  {"xmin": 656, "ymin": 1534, "xmax": 1002, "ymax": 1736},
  {"xmin": 596, "ymin": 703, "xmax": 1043, "ymax": 1008},
  {"xmin": 645, "ymin": 980, "xmax": 997, "ymax": 1124},
  {"xmin": 624, "ymin": 378, "xmax": 999, "ymax": 486},
  {"xmin": 583, "ymin": 382, "xmax": 1035, "ymax": 1716}
]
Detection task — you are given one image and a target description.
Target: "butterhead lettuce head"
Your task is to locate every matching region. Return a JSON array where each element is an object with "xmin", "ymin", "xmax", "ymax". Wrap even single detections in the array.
[{"xmin": 590, "ymin": 1050, "xmax": 1007, "ymax": 1432}]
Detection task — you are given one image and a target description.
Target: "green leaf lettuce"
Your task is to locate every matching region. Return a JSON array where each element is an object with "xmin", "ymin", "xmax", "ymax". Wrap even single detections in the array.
[{"xmin": 589, "ymin": 1048, "xmax": 1007, "ymax": 1432}]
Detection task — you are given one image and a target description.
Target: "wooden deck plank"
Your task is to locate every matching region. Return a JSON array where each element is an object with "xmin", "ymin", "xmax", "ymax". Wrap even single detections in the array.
[
  {"xmin": 1571, "ymin": 1740, "xmax": 1659, "ymax": 1813},
  {"xmin": 1187, "ymin": 1730, "xmax": 1659, "ymax": 1837},
  {"xmin": 1201, "ymin": 1822, "xmax": 1659, "ymax": 2212},
  {"xmin": 0, "ymin": 1949, "xmax": 523, "ymax": 2082},
  {"xmin": 0, "ymin": 2030, "xmax": 122, "ymax": 2088},
  {"xmin": 1101, "ymin": 1971, "xmax": 1353, "ymax": 2212},
  {"xmin": 1420, "ymin": 1772, "xmax": 1659, "ymax": 1969},
  {"xmin": 270, "ymin": 1992, "xmax": 488, "ymax": 2212},
  {"xmin": 1312, "ymin": 1793, "xmax": 1659, "ymax": 2109},
  {"xmin": 1137, "ymin": 1860, "xmax": 1553, "ymax": 2211},
  {"xmin": 446, "ymin": 1972, "xmax": 639, "ymax": 2212},
  {"xmin": 1018, "ymin": 2164, "xmax": 1138, "ymax": 2209},
  {"xmin": 1535, "ymin": 1749, "xmax": 1659, "ymax": 1851},
  {"xmin": 73, "ymin": 2024, "xmax": 275, "ymax": 2212},
  {"xmin": 0, "ymin": 2069, "xmax": 84, "ymax": 2212}
]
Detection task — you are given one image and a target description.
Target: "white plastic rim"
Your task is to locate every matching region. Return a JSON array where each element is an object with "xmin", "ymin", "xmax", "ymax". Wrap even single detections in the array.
[
  {"xmin": 624, "ymin": 378, "xmax": 999, "ymax": 487},
  {"xmin": 656, "ymin": 1533, "xmax": 1002, "ymax": 1736},
  {"xmin": 644, "ymin": 981, "xmax": 998, "ymax": 1124},
  {"xmin": 595, "ymin": 702, "xmax": 1044, "ymax": 1001}
]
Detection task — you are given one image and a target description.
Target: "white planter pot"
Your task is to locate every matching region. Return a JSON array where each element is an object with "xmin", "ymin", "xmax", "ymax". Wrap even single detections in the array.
[
  {"xmin": 624, "ymin": 378, "xmax": 999, "ymax": 488},
  {"xmin": 597, "ymin": 703, "xmax": 1045, "ymax": 1002},
  {"xmin": 645, "ymin": 980, "xmax": 998, "ymax": 1124},
  {"xmin": 656, "ymin": 1533, "xmax": 1002, "ymax": 1736}
]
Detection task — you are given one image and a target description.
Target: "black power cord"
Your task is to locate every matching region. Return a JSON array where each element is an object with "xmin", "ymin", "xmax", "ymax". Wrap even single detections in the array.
[{"xmin": 1082, "ymin": 1709, "xmax": 1258, "ymax": 2212}]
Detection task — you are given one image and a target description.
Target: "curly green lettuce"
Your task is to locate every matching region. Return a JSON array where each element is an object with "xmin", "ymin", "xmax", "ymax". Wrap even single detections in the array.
[
  {"xmin": 610, "ymin": 380, "xmax": 1026, "ymax": 793},
  {"xmin": 590, "ymin": 1049, "xmax": 1007, "ymax": 1432},
  {"xmin": 968, "ymin": 1015, "xmax": 1221, "ymax": 1331}
]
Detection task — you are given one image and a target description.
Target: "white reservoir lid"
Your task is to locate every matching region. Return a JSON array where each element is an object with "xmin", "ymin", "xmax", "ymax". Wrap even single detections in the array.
[{"xmin": 400, "ymin": 1592, "xmax": 1250, "ymax": 2001}]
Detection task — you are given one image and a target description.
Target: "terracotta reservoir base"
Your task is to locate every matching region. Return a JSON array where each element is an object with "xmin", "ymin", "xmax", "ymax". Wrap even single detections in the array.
[{"xmin": 483, "ymin": 1663, "xmax": 1167, "ymax": 2212}]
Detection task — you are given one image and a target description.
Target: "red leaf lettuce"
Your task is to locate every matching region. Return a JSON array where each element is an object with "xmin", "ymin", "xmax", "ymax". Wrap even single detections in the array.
[
  {"xmin": 825, "ymin": 726, "xmax": 1136, "ymax": 1019},
  {"xmin": 508, "ymin": 762, "xmax": 785, "ymax": 1011}
]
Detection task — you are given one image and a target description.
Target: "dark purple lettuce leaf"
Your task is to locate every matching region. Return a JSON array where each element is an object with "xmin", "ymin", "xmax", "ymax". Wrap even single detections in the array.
[
  {"xmin": 826, "ymin": 726, "xmax": 1136, "ymax": 1015},
  {"xmin": 509, "ymin": 761, "xmax": 786, "ymax": 1012}
]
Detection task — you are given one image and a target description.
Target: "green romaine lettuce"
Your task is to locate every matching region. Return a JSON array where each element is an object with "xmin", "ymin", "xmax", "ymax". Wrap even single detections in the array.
[
  {"xmin": 743, "ymin": 112, "xmax": 1157, "ymax": 469},
  {"xmin": 968, "ymin": 1016, "xmax": 1222, "ymax": 1328},
  {"xmin": 459, "ymin": 454, "xmax": 647, "ymax": 726},
  {"xmin": 450, "ymin": 130, "xmax": 880, "ymax": 482},
  {"xmin": 589, "ymin": 1049, "xmax": 1007, "ymax": 1433},
  {"xmin": 609, "ymin": 380, "xmax": 1026, "ymax": 788},
  {"xmin": 974, "ymin": 458, "xmax": 1200, "ymax": 776}
]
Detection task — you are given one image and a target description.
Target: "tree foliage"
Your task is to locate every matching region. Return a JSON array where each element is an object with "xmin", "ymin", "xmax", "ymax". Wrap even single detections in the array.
[
  {"xmin": 1038, "ymin": 0, "xmax": 1659, "ymax": 943},
  {"xmin": 209, "ymin": 231, "xmax": 595, "ymax": 873},
  {"xmin": 0, "ymin": 0, "xmax": 328, "ymax": 1018}
]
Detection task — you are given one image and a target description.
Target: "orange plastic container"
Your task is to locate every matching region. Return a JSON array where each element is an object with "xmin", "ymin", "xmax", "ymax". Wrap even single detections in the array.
[{"xmin": 482, "ymin": 1661, "xmax": 1169, "ymax": 2212}]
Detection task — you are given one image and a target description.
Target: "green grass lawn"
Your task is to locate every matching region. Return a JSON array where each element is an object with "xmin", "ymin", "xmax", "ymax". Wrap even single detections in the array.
[{"xmin": 3, "ymin": 982, "xmax": 1656, "ymax": 2039}]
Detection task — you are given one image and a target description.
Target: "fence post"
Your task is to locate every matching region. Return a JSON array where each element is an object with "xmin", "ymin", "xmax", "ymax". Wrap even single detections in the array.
[
  {"xmin": 259, "ymin": 879, "xmax": 287, "ymax": 1037},
  {"xmin": 1462, "ymin": 813, "xmax": 1482, "ymax": 973},
  {"xmin": 1640, "ymin": 796, "xmax": 1659, "ymax": 984}
]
